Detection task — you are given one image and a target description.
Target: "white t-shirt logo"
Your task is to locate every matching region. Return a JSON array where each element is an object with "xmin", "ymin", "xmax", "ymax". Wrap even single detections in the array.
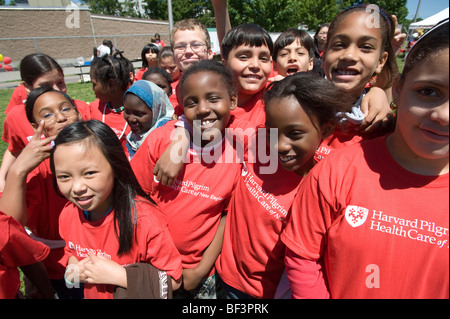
[{"xmin": 345, "ymin": 205, "xmax": 369, "ymax": 227}]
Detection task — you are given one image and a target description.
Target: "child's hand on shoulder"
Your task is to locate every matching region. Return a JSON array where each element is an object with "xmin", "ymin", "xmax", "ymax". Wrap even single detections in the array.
[{"xmin": 359, "ymin": 87, "xmax": 395, "ymax": 135}]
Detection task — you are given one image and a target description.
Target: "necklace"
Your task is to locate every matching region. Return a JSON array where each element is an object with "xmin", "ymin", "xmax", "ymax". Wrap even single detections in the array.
[
  {"xmin": 106, "ymin": 102, "xmax": 124, "ymax": 113},
  {"xmin": 102, "ymin": 103, "xmax": 128, "ymax": 140}
]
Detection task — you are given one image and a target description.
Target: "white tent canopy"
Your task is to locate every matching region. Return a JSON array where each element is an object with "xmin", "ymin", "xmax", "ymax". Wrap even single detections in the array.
[{"xmin": 409, "ymin": 7, "xmax": 449, "ymax": 29}]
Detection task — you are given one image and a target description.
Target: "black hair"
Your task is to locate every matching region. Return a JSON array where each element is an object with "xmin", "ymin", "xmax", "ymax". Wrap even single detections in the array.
[
  {"xmin": 273, "ymin": 28, "xmax": 315, "ymax": 61},
  {"xmin": 221, "ymin": 24, "xmax": 273, "ymax": 61},
  {"xmin": 19, "ymin": 53, "xmax": 64, "ymax": 86},
  {"xmin": 264, "ymin": 72, "xmax": 353, "ymax": 132},
  {"xmin": 141, "ymin": 43, "xmax": 160, "ymax": 68},
  {"xmin": 401, "ymin": 19, "xmax": 449, "ymax": 81},
  {"xmin": 25, "ymin": 86, "xmax": 76, "ymax": 124},
  {"xmin": 143, "ymin": 67, "xmax": 173, "ymax": 86},
  {"xmin": 90, "ymin": 51, "xmax": 134, "ymax": 91},
  {"xmin": 50, "ymin": 120, "xmax": 154, "ymax": 255},
  {"xmin": 178, "ymin": 60, "xmax": 235, "ymax": 101},
  {"xmin": 314, "ymin": 23, "xmax": 330, "ymax": 46},
  {"xmin": 102, "ymin": 40, "xmax": 114, "ymax": 53}
]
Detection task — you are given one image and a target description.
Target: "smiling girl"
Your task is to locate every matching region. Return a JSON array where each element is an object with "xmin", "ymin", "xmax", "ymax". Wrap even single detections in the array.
[
  {"xmin": 315, "ymin": 3, "xmax": 399, "ymax": 160},
  {"xmin": 215, "ymin": 72, "xmax": 353, "ymax": 299},
  {"xmin": 51, "ymin": 120, "xmax": 182, "ymax": 299},
  {"xmin": 0, "ymin": 86, "xmax": 84, "ymax": 298},
  {"xmin": 131, "ymin": 60, "xmax": 256, "ymax": 298},
  {"xmin": 282, "ymin": 18, "xmax": 449, "ymax": 299}
]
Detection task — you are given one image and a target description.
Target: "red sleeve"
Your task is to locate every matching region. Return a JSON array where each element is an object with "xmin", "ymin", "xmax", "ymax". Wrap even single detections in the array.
[
  {"xmin": 130, "ymin": 124, "xmax": 174, "ymax": 195},
  {"xmin": 134, "ymin": 68, "xmax": 146, "ymax": 82},
  {"xmin": 2, "ymin": 107, "xmax": 34, "ymax": 153},
  {"xmin": 5, "ymin": 85, "xmax": 27, "ymax": 114},
  {"xmin": 281, "ymin": 164, "xmax": 332, "ymax": 260},
  {"xmin": 135, "ymin": 203, "xmax": 183, "ymax": 280},
  {"xmin": 284, "ymin": 248, "xmax": 330, "ymax": 299},
  {"xmin": 74, "ymin": 99, "xmax": 92, "ymax": 120},
  {"xmin": 0, "ymin": 212, "xmax": 49, "ymax": 268}
]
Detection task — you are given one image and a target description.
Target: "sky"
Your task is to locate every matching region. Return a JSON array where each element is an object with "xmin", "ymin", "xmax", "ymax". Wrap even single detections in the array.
[
  {"xmin": 3, "ymin": 0, "xmax": 449, "ymax": 20},
  {"xmin": 406, "ymin": 0, "xmax": 448, "ymax": 20}
]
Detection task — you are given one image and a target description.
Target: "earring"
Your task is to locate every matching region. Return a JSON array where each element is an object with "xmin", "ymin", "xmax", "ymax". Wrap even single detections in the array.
[{"xmin": 390, "ymin": 101, "xmax": 398, "ymax": 111}]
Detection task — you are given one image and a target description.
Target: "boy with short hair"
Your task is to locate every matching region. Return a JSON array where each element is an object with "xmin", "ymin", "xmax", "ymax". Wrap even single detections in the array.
[{"xmin": 169, "ymin": 19, "xmax": 214, "ymax": 115}]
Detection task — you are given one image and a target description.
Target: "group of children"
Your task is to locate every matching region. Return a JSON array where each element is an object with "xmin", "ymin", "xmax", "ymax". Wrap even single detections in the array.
[{"xmin": 0, "ymin": 2, "xmax": 448, "ymax": 300}]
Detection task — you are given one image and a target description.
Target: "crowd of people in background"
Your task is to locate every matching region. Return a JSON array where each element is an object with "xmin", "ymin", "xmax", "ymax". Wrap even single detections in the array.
[{"xmin": 0, "ymin": 0, "xmax": 448, "ymax": 301}]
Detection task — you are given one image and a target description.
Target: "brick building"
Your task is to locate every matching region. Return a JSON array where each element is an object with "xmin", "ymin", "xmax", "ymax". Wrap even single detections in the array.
[{"xmin": 0, "ymin": 4, "xmax": 170, "ymax": 66}]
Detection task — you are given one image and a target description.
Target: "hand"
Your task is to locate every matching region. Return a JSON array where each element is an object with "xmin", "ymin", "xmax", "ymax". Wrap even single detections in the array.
[
  {"xmin": 12, "ymin": 120, "xmax": 55, "ymax": 176},
  {"xmin": 83, "ymin": 252, "xmax": 127, "ymax": 288},
  {"xmin": 359, "ymin": 87, "xmax": 394, "ymax": 135},
  {"xmin": 153, "ymin": 128, "xmax": 188, "ymax": 186},
  {"xmin": 268, "ymin": 74, "xmax": 285, "ymax": 82},
  {"xmin": 391, "ymin": 15, "xmax": 407, "ymax": 56}
]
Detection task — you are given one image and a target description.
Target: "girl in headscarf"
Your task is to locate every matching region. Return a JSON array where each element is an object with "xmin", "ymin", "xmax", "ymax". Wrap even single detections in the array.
[{"xmin": 123, "ymin": 80, "xmax": 174, "ymax": 159}]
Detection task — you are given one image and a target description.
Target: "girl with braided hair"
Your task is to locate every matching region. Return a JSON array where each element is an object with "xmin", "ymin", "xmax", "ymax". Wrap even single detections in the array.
[{"xmin": 88, "ymin": 51, "xmax": 134, "ymax": 152}]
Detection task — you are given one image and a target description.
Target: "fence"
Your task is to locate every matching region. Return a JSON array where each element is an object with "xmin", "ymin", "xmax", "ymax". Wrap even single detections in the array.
[{"xmin": 0, "ymin": 34, "xmax": 164, "ymax": 65}]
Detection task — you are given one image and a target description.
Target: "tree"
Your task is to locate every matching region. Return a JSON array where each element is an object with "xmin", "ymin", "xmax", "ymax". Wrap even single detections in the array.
[
  {"xmin": 81, "ymin": 0, "xmax": 122, "ymax": 16},
  {"xmin": 82, "ymin": 0, "xmax": 408, "ymax": 32}
]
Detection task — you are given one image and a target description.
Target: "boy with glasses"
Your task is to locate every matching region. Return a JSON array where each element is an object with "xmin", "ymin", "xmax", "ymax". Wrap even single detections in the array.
[{"xmin": 169, "ymin": 19, "xmax": 214, "ymax": 116}]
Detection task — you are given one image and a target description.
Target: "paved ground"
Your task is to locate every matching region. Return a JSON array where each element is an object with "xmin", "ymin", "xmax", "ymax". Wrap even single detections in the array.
[
  {"xmin": 0, "ymin": 66, "xmax": 83, "ymax": 90},
  {"xmin": 0, "ymin": 61, "xmax": 142, "ymax": 90}
]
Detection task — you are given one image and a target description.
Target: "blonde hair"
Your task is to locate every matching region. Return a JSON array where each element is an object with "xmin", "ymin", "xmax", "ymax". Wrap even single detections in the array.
[{"xmin": 169, "ymin": 19, "xmax": 211, "ymax": 49}]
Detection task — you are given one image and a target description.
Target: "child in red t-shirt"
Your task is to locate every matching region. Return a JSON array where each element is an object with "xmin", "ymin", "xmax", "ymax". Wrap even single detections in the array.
[
  {"xmin": 151, "ymin": 23, "xmax": 274, "ymax": 184},
  {"xmin": 131, "ymin": 60, "xmax": 256, "ymax": 298},
  {"xmin": 316, "ymin": 4, "xmax": 400, "ymax": 159},
  {"xmin": 5, "ymin": 84, "xmax": 27, "ymax": 114},
  {"xmin": 0, "ymin": 86, "xmax": 85, "ymax": 299},
  {"xmin": 216, "ymin": 72, "xmax": 354, "ymax": 299},
  {"xmin": 88, "ymin": 52, "xmax": 133, "ymax": 152},
  {"xmin": 282, "ymin": 17, "xmax": 449, "ymax": 299},
  {"xmin": 51, "ymin": 120, "xmax": 183, "ymax": 299},
  {"xmin": 0, "ymin": 53, "xmax": 90, "ymax": 192},
  {"xmin": 220, "ymin": 23, "xmax": 273, "ymax": 126},
  {"xmin": 134, "ymin": 43, "xmax": 160, "ymax": 81},
  {"xmin": 0, "ymin": 211, "xmax": 55, "ymax": 299}
]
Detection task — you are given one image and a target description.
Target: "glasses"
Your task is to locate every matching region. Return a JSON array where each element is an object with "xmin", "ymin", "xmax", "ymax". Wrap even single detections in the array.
[
  {"xmin": 173, "ymin": 42, "xmax": 207, "ymax": 53},
  {"xmin": 40, "ymin": 105, "xmax": 77, "ymax": 124},
  {"xmin": 318, "ymin": 32, "xmax": 327, "ymax": 35}
]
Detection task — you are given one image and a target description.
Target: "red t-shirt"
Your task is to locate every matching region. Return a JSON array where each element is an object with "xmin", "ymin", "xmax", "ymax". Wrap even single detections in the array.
[
  {"xmin": 231, "ymin": 89, "xmax": 266, "ymax": 126},
  {"xmin": 88, "ymin": 99, "xmax": 130, "ymax": 152},
  {"xmin": 314, "ymin": 128, "xmax": 363, "ymax": 162},
  {"xmin": 59, "ymin": 198, "xmax": 183, "ymax": 299},
  {"xmin": 170, "ymin": 79, "xmax": 183, "ymax": 117},
  {"xmin": 5, "ymin": 84, "xmax": 27, "ymax": 114},
  {"xmin": 2, "ymin": 99, "xmax": 91, "ymax": 154},
  {"xmin": 131, "ymin": 117, "xmax": 254, "ymax": 270},
  {"xmin": 216, "ymin": 159, "xmax": 303, "ymax": 298},
  {"xmin": 0, "ymin": 211, "xmax": 49, "ymax": 299},
  {"xmin": 282, "ymin": 136, "xmax": 449, "ymax": 299},
  {"xmin": 25, "ymin": 158, "xmax": 69, "ymax": 279},
  {"xmin": 134, "ymin": 67, "xmax": 147, "ymax": 82}
]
